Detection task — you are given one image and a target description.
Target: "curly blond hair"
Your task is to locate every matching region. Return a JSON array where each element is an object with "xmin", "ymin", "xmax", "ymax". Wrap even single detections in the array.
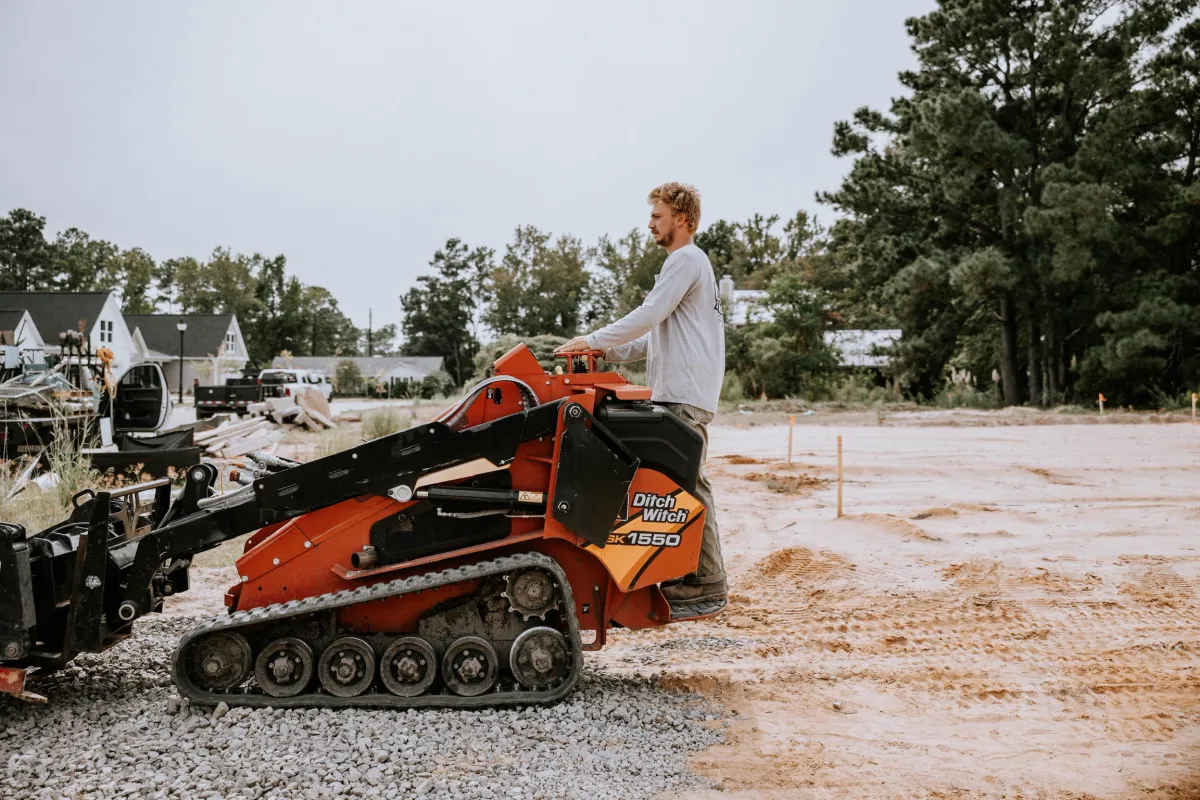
[{"xmin": 648, "ymin": 182, "xmax": 701, "ymax": 234}]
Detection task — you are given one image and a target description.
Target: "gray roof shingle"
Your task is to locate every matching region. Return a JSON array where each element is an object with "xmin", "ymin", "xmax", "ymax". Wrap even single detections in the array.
[
  {"xmin": 0, "ymin": 292, "xmax": 110, "ymax": 340},
  {"xmin": 0, "ymin": 309, "xmax": 27, "ymax": 333},
  {"xmin": 126, "ymin": 314, "xmax": 238, "ymax": 359}
]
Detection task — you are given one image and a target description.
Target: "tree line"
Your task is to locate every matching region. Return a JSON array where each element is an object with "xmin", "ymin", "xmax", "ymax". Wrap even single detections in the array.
[
  {"xmin": 405, "ymin": 0, "xmax": 1200, "ymax": 407},
  {"xmin": 400, "ymin": 212, "xmax": 836, "ymax": 395},
  {"xmin": 0, "ymin": 210, "xmax": 397, "ymax": 366},
  {"xmin": 6, "ymin": 1, "xmax": 1196, "ymax": 406},
  {"xmin": 821, "ymin": 0, "xmax": 1200, "ymax": 406}
]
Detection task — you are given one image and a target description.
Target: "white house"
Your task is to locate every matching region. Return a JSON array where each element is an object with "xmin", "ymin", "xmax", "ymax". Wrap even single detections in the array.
[
  {"xmin": 822, "ymin": 329, "xmax": 903, "ymax": 368},
  {"xmin": 0, "ymin": 308, "xmax": 47, "ymax": 365},
  {"xmin": 0, "ymin": 291, "xmax": 137, "ymax": 375},
  {"xmin": 127, "ymin": 314, "xmax": 250, "ymax": 392},
  {"xmin": 716, "ymin": 275, "xmax": 902, "ymax": 369}
]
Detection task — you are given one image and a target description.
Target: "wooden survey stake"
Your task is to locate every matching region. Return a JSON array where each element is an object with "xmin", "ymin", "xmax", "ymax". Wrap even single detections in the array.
[
  {"xmin": 787, "ymin": 415, "xmax": 795, "ymax": 464},
  {"xmin": 836, "ymin": 434, "xmax": 843, "ymax": 518}
]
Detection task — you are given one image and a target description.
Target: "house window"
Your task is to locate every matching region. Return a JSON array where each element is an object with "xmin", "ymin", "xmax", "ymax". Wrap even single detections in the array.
[
  {"xmin": 99, "ymin": 320, "xmax": 113, "ymax": 344},
  {"xmin": 225, "ymin": 331, "xmax": 237, "ymax": 353}
]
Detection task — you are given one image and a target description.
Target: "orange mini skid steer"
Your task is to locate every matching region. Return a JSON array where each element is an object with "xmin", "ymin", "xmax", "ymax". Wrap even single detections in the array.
[
  {"xmin": 178, "ymin": 344, "xmax": 710, "ymax": 708},
  {"xmin": 0, "ymin": 344, "xmax": 711, "ymax": 707}
]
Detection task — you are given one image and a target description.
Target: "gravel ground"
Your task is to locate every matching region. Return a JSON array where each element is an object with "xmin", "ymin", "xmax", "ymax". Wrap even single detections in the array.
[{"xmin": 0, "ymin": 617, "xmax": 725, "ymax": 800}]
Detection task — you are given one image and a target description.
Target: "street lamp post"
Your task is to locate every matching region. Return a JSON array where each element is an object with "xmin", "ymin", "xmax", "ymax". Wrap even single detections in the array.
[{"xmin": 176, "ymin": 320, "xmax": 188, "ymax": 405}]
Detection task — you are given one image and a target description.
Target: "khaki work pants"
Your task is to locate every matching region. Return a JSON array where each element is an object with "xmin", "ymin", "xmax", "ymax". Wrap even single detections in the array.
[{"xmin": 658, "ymin": 402, "xmax": 726, "ymax": 585}]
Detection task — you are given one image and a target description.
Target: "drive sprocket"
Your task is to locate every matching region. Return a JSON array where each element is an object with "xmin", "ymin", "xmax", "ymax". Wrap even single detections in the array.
[{"xmin": 502, "ymin": 567, "xmax": 558, "ymax": 620}]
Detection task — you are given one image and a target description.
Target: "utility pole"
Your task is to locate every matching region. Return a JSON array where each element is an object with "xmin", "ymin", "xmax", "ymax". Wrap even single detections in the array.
[{"xmin": 368, "ymin": 309, "xmax": 373, "ymax": 357}]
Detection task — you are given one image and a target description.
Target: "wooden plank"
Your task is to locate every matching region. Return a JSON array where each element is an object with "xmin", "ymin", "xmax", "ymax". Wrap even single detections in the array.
[
  {"xmin": 304, "ymin": 407, "xmax": 337, "ymax": 429},
  {"xmin": 194, "ymin": 418, "xmax": 263, "ymax": 443},
  {"xmin": 266, "ymin": 397, "xmax": 298, "ymax": 413},
  {"xmin": 294, "ymin": 411, "xmax": 321, "ymax": 432},
  {"xmin": 296, "ymin": 388, "xmax": 332, "ymax": 420},
  {"xmin": 223, "ymin": 431, "xmax": 284, "ymax": 458}
]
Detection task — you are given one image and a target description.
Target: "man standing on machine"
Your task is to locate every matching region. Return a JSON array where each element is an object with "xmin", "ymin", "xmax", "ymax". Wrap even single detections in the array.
[{"xmin": 555, "ymin": 182, "xmax": 727, "ymax": 618}]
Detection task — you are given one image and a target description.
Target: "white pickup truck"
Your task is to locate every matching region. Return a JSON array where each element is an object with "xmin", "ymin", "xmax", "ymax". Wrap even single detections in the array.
[{"xmin": 257, "ymin": 368, "xmax": 333, "ymax": 401}]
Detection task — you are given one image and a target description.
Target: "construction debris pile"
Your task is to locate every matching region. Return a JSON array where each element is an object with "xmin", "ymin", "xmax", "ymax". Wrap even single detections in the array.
[{"xmin": 195, "ymin": 388, "xmax": 337, "ymax": 459}]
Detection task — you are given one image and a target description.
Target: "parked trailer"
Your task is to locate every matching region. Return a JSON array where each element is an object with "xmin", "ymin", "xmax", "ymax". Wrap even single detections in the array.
[{"xmin": 195, "ymin": 379, "xmax": 262, "ymax": 419}]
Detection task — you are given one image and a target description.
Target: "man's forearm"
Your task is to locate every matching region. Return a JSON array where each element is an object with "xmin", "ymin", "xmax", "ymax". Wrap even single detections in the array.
[
  {"xmin": 603, "ymin": 335, "xmax": 649, "ymax": 363},
  {"xmin": 585, "ymin": 306, "xmax": 658, "ymax": 351},
  {"xmin": 585, "ymin": 260, "xmax": 692, "ymax": 350}
]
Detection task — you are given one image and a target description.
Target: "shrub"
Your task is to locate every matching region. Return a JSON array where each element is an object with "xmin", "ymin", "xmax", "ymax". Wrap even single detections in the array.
[
  {"xmin": 334, "ymin": 360, "xmax": 364, "ymax": 396},
  {"xmin": 361, "ymin": 406, "xmax": 413, "ymax": 439},
  {"xmin": 934, "ymin": 368, "xmax": 999, "ymax": 409}
]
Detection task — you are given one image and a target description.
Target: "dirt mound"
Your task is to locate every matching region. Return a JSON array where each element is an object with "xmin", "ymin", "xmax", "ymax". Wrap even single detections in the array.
[
  {"xmin": 741, "ymin": 471, "xmax": 826, "ymax": 494},
  {"xmin": 845, "ymin": 512, "xmax": 943, "ymax": 541},
  {"xmin": 718, "ymin": 454, "xmax": 767, "ymax": 465},
  {"xmin": 1120, "ymin": 566, "xmax": 1197, "ymax": 608},
  {"xmin": 743, "ymin": 547, "xmax": 854, "ymax": 590},
  {"xmin": 940, "ymin": 558, "xmax": 1001, "ymax": 587},
  {"xmin": 941, "ymin": 560, "xmax": 1109, "ymax": 598}
]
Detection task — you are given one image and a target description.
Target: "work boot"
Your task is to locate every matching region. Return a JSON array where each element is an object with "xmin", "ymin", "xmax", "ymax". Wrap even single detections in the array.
[{"xmin": 660, "ymin": 575, "xmax": 728, "ymax": 620}]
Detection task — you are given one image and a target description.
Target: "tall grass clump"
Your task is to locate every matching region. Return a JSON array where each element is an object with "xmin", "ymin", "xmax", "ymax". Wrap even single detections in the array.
[
  {"xmin": 0, "ymin": 407, "xmax": 101, "ymax": 534},
  {"xmin": 934, "ymin": 368, "xmax": 999, "ymax": 409},
  {"xmin": 46, "ymin": 408, "xmax": 101, "ymax": 510},
  {"xmin": 316, "ymin": 428, "xmax": 359, "ymax": 458},
  {"xmin": 826, "ymin": 372, "xmax": 905, "ymax": 406},
  {"xmin": 362, "ymin": 406, "xmax": 415, "ymax": 440},
  {"xmin": 1148, "ymin": 386, "xmax": 1197, "ymax": 411}
]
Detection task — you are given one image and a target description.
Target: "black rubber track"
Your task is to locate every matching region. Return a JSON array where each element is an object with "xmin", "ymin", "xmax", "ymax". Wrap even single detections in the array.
[{"xmin": 172, "ymin": 552, "xmax": 583, "ymax": 709}]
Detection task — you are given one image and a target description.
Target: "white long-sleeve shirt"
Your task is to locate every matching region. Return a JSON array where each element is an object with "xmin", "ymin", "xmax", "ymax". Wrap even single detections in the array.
[{"xmin": 586, "ymin": 242, "xmax": 725, "ymax": 413}]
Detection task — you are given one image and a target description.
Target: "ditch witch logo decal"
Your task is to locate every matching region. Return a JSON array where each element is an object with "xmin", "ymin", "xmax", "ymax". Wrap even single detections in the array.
[
  {"xmin": 631, "ymin": 492, "xmax": 689, "ymax": 524},
  {"xmin": 607, "ymin": 491, "xmax": 691, "ymax": 546}
]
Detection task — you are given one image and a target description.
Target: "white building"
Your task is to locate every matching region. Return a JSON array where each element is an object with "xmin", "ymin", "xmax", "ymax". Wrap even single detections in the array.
[
  {"xmin": 0, "ymin": 291, "xmax": 137, "ymax": 375},
  {"xmin": 822, "ymin": 329, "xmax": 903, "ymax": 368},
  {"xmin": 717, "ymin": 275, "xmax": 902, "ymax": 369},
  {"xmin": 0, "ymin": 308, "xmax": 47, "ymax": 365},
  {"xmin": 127, "ymin": 314, "xmax": 250, "ymax": 391}
]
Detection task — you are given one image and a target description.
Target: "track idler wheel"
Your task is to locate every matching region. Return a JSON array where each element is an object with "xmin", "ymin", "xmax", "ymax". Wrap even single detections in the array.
[
  {"xmin": 442, "ymin": 636, "xmax": 498, "ymax": 697},
  {"xmin": 185, "ymin": 632, "xmax": 252, "ymax": 692},
  {"xmin": 318, "ymin": 637, "xmax": 376, "ymax": 698},
  {"xmin": 510, "ymin": 627, "xmax": 571, "ymax": 689},
  {"xmin": 255, "ymin": 637, "xmax": 315, "ymax": 698},
  {"xmin": 379, "ymin": 637, "xmax": 436, "ymax": 697},
  {"xmin": 503, "ymin": 568, "xmax": 558, "ymax": 620}
]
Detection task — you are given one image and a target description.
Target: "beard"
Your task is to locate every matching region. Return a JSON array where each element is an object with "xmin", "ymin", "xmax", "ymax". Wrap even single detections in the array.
[{"xmin": 654, "ymin": 228, "xmax": 675, "ymax": 248}]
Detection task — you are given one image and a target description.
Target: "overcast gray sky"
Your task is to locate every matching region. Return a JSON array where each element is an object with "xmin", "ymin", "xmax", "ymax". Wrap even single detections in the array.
[{"xmin": 0, "ymin": 1, "xmax": 933, "ymax": 333}]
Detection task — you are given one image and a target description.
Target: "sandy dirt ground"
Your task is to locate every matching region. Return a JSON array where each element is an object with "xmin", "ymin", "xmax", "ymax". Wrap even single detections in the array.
[
  {"xmin": 594, "ymin": 420, "xmax": 1200, "ymax": 799},
  {"xmin": 177, "ymin": 413, "xmax": 1200, "ymax": 799}
]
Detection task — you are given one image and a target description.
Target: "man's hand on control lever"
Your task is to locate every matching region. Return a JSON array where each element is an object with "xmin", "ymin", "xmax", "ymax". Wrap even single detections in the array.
[{"xmin": 554, "ymin": 336, "xmax": 593, "ymax": 355}]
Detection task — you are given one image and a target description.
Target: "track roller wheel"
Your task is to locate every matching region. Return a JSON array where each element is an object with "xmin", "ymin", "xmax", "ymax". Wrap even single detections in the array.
[
  {"xmin": 184, "ymin": 632, "xmax": 252, "ymax": 692},
  {"xmin": 379, "ymin": 636, "xmax": 437, "ymax": 697},
  {"xmin": 318, "ymin": 637, "xmax": 375, "ymax": 697},
  {"xmin": 442, "ymin": 635, "xmax": 498, "ymax": 697},
  {"xmin": 255, "ymin": 637, "xmax": 315, "ymax": 698},
  {"xmin": 510, "ymin": 627, "xmax": 571, "ymax": 689},
  {"xmin": 503, "ymin": 567, "xmax": 558, "ymax": 620}
]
